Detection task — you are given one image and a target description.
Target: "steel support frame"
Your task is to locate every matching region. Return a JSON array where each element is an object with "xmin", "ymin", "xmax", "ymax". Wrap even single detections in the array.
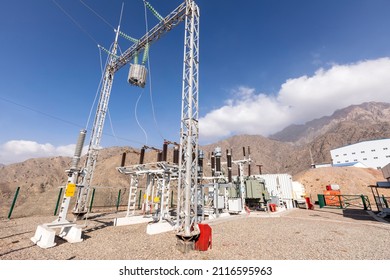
[
  {"xmin": 117, "ymin": 162, "xmax": 178, "ymax": 222},
  {"xmin": 73, "ymin": 29, "xmax": 120, "ymax": 215},
  {"xmin": 176, "ymin": 0, "xmax": 200, "ymax": 239},
  {"xmin": 72, "ymin": 1, "xmax": 192, "ymax": 216}
]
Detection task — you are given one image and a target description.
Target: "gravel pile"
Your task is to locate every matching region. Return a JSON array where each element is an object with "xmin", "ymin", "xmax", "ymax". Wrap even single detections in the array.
[{"xmin": 1, "ymin": 208, "xmax": 390, "ymax": 260}]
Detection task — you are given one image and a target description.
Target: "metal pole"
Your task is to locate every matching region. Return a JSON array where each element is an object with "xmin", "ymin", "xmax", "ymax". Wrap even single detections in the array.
[
  {"xmin": 116, "ymin": 189, "xmax": 122, "ymax": 212},
  {"xmin": 382, "ymin": 195, "xmax": 389, "ymax": 208},
  {"xmin": 338, "ymin": 195, "xmax": 343, "ymax": 209},
  {"xmin": 361, "ymin": 194, "xmax": 368, "ymax": 210},
  {"xmin": 171, "ymin": 190, "xmax": 174, "ymax": 208},
  {"xmin": 138, "ymin": 190, "xmax": 142, "ymax": 210},
  {"xmin": 318, "ymin": 194, "xmax": 325, "ymax": 208},
  {"xmin": 8, "ymin": 187, "xmax": 20, "ymax": 219},
  {"xmin": 89, "ymin": 188, "xmax": 96, "ymax": 213},
  {"xmin": 370, "ymin": 186, "xmax": 379, "ymax": 211},
  {"xmin": 54, "ymin": 187, "xmax": 63, "ymax": 216}
]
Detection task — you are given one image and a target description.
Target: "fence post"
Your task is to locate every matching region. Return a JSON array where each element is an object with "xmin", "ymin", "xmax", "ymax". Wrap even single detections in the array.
[
  {"xmin": 338, "ymin": 195, "xmax": 343, "ymax": 209},
  {"xmin": 317, "ymin": 194, "xmax": 325, "ymax": 208},
  {"xmin": 116, "ymin": 189, "xmax": 122, "ymax": 212},
  {"xmin": 138, "ymin": 190, "xmax": 142, "ymax": 210},
  {"xmin": 89, "ymin": 188, "xmax": 96, "ymax": 213},
  {"xmin": 361, "ymin": 194, "xmax": 368, "ymax": 210},
  {"xmin": 382, "ymin": 195, "xmax": 389, "ymax": 208},
  {"xmin": 171, "ymin": 190, "xmax": 174, "ymax": 208},
  {"xmin": 54, "ymin": 187, "xmax": 63, "ymax": 216},
  {"xmin": 8, "ymin": 187, "xmax": 20, "ymax": 219}
]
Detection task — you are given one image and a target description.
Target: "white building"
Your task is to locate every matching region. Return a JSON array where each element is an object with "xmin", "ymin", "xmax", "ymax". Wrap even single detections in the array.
[
  {"xmin": 382, "ymin": 162, "xmax": 390, "ymax": 181},
  {"xmin": 252, "ymin": 174, "xmax": 294, "ymax": 209},
  {"xmin": 330, "ymin": 139, "xmax": 390, "ymax": 169}
]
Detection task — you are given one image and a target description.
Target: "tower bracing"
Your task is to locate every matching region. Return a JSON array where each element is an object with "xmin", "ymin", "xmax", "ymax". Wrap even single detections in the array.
[
  {"xmin": 73, "ymin": 0, "xmax": 196, "ymax": 217},
  {"xmin": 176, "ymin": 0, "xmax": 200, "ymax": 241},
  {"xmin": 32, "ymin": 0, "xmax": 201, "ymax": 249},
  {"xmin": 72, "ymin": 29, "xmax": 120, "ymax": 216}
]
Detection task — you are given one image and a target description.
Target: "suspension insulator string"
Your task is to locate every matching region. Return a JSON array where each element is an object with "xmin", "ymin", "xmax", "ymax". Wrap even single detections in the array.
[
  {"xmin": 143, "ymin": 0, "xmax": 164, "ymax": 21},
  {"xmin": 118, "ymin": 30, "xmax": 139, "ymax": 43},
  {"xmin": 98, "ymin": 45, "xmax": 119, "ymax": 58},
  {"xmin": 142, "ymin": 43, "xmax": 150, "ymax": 65}
]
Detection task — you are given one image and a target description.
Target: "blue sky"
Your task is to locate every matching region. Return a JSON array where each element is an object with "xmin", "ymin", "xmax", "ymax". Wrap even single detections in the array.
[{"xmin": 1, "ymin": 0, "xmax": 390, "ymax": 164}]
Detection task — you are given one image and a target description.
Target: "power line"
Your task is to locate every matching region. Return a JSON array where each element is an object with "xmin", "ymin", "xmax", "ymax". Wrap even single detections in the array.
[
  {"xmin": 52, "ymin": 0, "xmax": 99, "ymax": 46},
  {"xmin": 0, "ymin": 96, "xmax": 145, "ymax": 146},
  {"xmin": 79, "ymin": 0, "xmax": 115, "ymax": 30},
  {"xmin": 0, "ymin": 96, "xmax": 83, "ymax": 129}
]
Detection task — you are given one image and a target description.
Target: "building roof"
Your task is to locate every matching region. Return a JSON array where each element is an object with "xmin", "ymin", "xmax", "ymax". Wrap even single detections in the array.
[
  {"xmin": 331, "ymin": 138, "xmax": 390, "ymax": 151},
  {"xmin": 376, "ymin": 181, "xmax": 390, "ymax": 188},
  {"xmin": 332, "ymin": 162, "xmax": 367, "ymax": 168}
]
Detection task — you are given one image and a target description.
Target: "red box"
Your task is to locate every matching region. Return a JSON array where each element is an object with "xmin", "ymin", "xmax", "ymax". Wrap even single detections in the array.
[{"xmin": 195, "ymin": 224, "xmax": 212, "ymax": 251}]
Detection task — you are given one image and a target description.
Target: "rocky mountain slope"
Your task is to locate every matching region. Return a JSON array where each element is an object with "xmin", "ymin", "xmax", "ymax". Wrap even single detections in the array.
[{"xmin": 270, "ymin": 101, "xmax": 390, "ymax": 145}]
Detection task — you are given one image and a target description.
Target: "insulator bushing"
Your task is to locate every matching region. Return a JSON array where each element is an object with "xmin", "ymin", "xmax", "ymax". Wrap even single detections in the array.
[
  {"xmin": 162, "ymin": 142, "xmax": 168, "ymax": 162},
  {"xmin": 173, "ymin": 147, "xmax": 179, "ymax": 164},
  {"xmin": 139, "ymin": 147, "xmax": 145, "ymax": 164},
  {"xmin": 70, "ymin": 129, "xmax": 87, "ymax": 170},
  {"xmin": 120, "ymin": 152, "xmax": 126, "ymax": 167},
  {"xmin": 216, "ymin": 157, "xmax": 221, "ymax": 172},
  {"xmin": 227, "ymin": 150, "xmax": 232, "ymax": 182},
  {"xmin": 227, "ymin": 153, "xmax": 232, "ymax": 168},
  {"xmin": 211, "ymin": 152, "xmax": 215, "ymax": 177},
  {"xmin": 214, "ymin": 147, "xmax": 222, "ymax": 157}
]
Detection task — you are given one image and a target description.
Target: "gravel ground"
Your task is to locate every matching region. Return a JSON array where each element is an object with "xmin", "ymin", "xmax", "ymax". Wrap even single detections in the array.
[{"xmin": 1, "ymin": 208, "xmax": 390, "ymax": 260}]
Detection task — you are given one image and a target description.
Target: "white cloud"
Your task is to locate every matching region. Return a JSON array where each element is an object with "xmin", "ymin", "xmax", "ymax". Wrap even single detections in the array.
[
  {"xmin": 0, "ymin": 140, "xmax": 76, "ymax": 165},
  {"xmin": 199, "ymin": 57, "xmax": 390, "ymax": 143}
]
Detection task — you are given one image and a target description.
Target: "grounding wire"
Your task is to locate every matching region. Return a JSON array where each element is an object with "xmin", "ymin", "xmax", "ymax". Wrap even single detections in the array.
[
  {"xmin": 52, "ymin": 0, "xmax": 99, "ymax": 46},
  {"xmin": 135, "ymin": 90, "xmax": 148, "ymax": 145},
  {"xmin": 107, "ymin": 107, "xmax": 119, "ymax": 144},
  {"xmin": 143, "ymin": 0, "xmax": 165, "ymax": 141}
]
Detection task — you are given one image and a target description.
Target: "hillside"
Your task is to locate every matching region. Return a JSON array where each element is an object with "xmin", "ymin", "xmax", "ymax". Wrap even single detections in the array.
[{"xmin": 293, "ymin": 167, "xmax": 390, "ymax": 208}]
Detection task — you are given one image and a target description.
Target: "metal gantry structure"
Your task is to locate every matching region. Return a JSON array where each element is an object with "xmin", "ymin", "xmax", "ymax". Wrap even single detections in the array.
[
  {"xmin": 31, "ymin": 0, "xmax": 200, "ymax": 248},
  {"xmin": 176, "ymin": 0, "xmax": 200, "ymax": 240}
]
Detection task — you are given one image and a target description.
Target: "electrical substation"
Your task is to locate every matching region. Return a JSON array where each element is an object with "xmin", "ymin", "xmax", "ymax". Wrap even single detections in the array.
[{"xmin": 30, "ymin": 0, "xmax": 292, "ymax": 253}]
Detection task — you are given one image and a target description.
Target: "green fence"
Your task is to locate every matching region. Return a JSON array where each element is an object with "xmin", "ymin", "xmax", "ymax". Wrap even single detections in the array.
[{"xmin": 318, "ymin": 194, "xmax": 371, "ymax": 210}]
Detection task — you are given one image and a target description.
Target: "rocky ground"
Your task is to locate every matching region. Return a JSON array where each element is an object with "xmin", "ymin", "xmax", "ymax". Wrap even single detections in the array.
[{"xmin": 1, "ymin": 207, "xmax": 390, "ymax": 260}]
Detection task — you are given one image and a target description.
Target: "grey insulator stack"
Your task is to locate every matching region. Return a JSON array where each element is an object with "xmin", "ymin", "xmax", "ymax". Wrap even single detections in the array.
[
  {"xmin": 70, "ymin": 129, "xmax": 86, "ymax": 170},
  {"xmin": 198, "ymin": 150, "xmax": 204, "ymax": 175},
  {"xmin": 247, "ymin": 146, "xmax": 251, "ymax": 176}
]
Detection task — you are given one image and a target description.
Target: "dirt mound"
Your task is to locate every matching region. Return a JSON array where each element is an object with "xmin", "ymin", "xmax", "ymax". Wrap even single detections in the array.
[{"xmin": 293, "ymin": 167, "xmax": 390, "ymax": 209}]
